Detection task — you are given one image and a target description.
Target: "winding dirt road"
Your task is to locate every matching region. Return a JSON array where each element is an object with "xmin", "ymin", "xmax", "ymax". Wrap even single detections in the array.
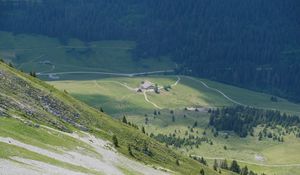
[
  {"xmin": 143, "ymin": 91, "xmax": 163, "ymax": 109},
  {"xmin": 185, "ymin": 76, "xmax": 245, "ymax": 106},
  {"xmin": 37, "ymin": 70, "xmax": 174, "ymax": 77}
]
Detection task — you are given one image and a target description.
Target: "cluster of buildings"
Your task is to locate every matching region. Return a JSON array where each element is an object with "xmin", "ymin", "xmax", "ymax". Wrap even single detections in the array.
[{"xmin": 136, "ymin": 80, "xmax": 156, "ymax": 92}]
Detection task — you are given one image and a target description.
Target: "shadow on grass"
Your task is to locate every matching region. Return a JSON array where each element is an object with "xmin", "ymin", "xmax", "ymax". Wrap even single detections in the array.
[{"xmin": 72, "ymin": 93, "xmax": 156, "ymax": 118}]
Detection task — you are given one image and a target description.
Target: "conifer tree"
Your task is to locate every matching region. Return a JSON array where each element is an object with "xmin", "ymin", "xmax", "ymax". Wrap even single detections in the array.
[
  {"xmin": 200, "ymin": 168, "xmax": 205, "ymax": 175},
  {"xmin": 112, "ymin": 135, "xmax": 119, "ymax": 147},
  {"xmin": 241, "ymin": 166, "xmax": 248, "ymax": 175},
  {"xmin": 230, "ymin": 160, "xmax": 240, "ymax": 173},
  {"xmin": 122, "ymin": 115, "xmax": 127, "ymax": 124}
]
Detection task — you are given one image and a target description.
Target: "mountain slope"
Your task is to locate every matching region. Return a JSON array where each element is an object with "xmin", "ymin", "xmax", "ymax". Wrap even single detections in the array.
[{"xmin": 0, "ymin": 61, "xmax": 228, "ymax": 174}]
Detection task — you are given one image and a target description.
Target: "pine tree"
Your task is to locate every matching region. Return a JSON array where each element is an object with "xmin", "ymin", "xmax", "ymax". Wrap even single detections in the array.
[
  {"xmin": 241, "ymin": 166, "xmax": 248, "ymax": 175},
  {"xmin": 142, "ymin": 126, "xmax": 146, "ymax": 134},
  {"xmin": 112, "ymin": 135, "xmax": 119, "ymax": 147},
  {"xmin": 8, "ymin": 62, "xmax": 14, "ymax": 68},
  {"xmin": 220, "ymin": 159, "xmax": 228, "ymax": 169},
  {"xmin": 145, "ymin": 117, "xmax": 149, "ymax": 124},
  {"xmin": 213, "ymin": 159, "xmax": 218, "ymax": 171},
  {"xmin": 99, "ymin": 107, "xmax": 104, "ymax": 112},
  {"xmin": 176, "ymin": 159, "xmax": 180, "ymax": 166},
  {"xmin": 199, "ymin": 157, "xmax": 207, "ymax": 165},
  {"xmin": 128, "ymin": 144, "xmax": 133, "ymax": 156},
  {"xmin": 249, "ymin": 170, "xmax": 256, "ymax": 175},
  {"xmin": 29, "ymin": 71, "xmax": 36, "ymax": 77},
  {"xmin": 122, "ymin": 115, "xmax": 128, "ymax": 124},
  {"xmin": 229, "ymin": 160, "xmax": 241, "ymax": 173},
  {"xmin": 200, "ymin": 168, "xmax": 205, "ymax": 175},
  {"xmin": 193, "ymin": 121, "xmax": 198, "ymax": 127},
  {"xmin": 154, "ymin": 84, "xmax": 159, "ymax": 94},
  {"xmin": 258, "ymin": 131, "xmax": 263, "ymax": 141}
]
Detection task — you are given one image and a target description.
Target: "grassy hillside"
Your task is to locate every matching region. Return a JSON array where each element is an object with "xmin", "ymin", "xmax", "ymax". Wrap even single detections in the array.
[
  {"xmin": 49, "ymin": 75, "xmax": 300, "ymax": 175},
  {"xmin": 0, "ymin": 61, "xmax": 227, "ymax": 174},
  {"xmin": 0, "ymin": 31, "xmax": 175, "ymax": 77}
]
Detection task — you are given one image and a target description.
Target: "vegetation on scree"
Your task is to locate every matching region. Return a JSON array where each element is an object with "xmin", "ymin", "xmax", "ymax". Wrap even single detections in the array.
[{"xmin": 209, "ymin": 106, "xmax": 300, "ymax": 138}]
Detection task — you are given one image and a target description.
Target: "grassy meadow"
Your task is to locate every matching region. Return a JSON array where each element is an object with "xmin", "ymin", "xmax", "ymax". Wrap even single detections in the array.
[
  {"xmin": 201, "ymin": 79, "xmax": 300, "ymax": 115},
  {"xmin": 0, "ymin": 31, "xmax": 175, "ymax": 77},
  {"xmin": 49, "ymin": 76, "xmax": 300, "ymax": 115}
]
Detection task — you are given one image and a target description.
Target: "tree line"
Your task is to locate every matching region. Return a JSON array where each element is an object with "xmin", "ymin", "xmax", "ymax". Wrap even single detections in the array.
[
  {"xmin": 193, "ymin": 156, "xmax": 263, "ymax": 175},
  {"xmin": 209, "ymin": 106, "xmax": 300, "ymax": 137},
  {"xmin": 152, "ymin": 133, "xmax": 212, "ymax": 148}
]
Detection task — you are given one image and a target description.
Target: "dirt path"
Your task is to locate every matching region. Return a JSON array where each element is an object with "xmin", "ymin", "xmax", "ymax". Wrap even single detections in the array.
[
  {"xmin": 191, "ymin": 155, "xmax": 300, "ymax": 167},
  {"xmin": 17, "ymin": 54, "xmax": 45, "ymax": 70},
  {"xmin": 38, "ymin": 70, "xmax": 174, "ymax": 77},
  {"xmin": 171, "ymin": 76, "xmax": 181, "ymax": 87},
  {"xmin": 145, "ymin": 76, "xmax": 180, "ymax": 109},
  {"xmin": 93, "ymin": 75, "xmax": 181, "ymax": 110},
  {"xmin": 143, "ymin": 91, "xmax": 163, "ymax": 109},
  {"xmin": 142, "ymin": 76, "xmax": 181, "ymax": 109},
  {"xmin": 1, "ymin": 45, "xmax": 132, "ymax": 51},
  {"xmin": 185, "ymin": 76, "xmax": 245, "ymax": 106}
]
